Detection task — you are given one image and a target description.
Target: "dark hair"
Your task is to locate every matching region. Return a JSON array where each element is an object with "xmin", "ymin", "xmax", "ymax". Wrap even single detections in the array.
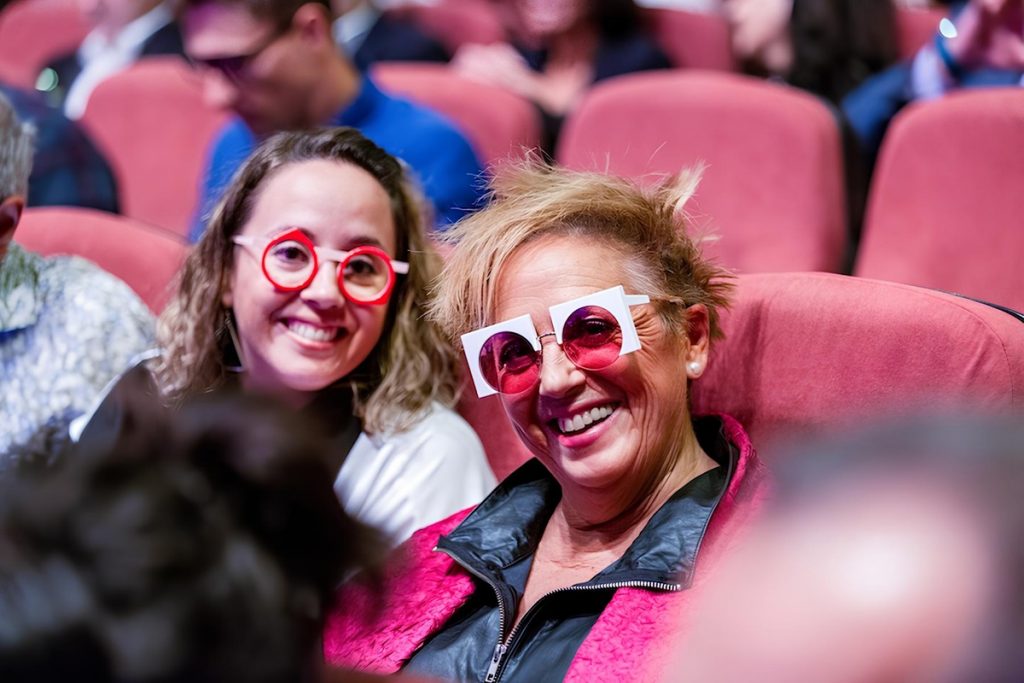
[
  {"xmin": 590, "ymin": 0, "xmax": 644, "ymax": 39},
  {"xmin": 787, "ymin": 0, "xmax": 898, "ymax": 103},
  {"xmin": 0, "ymin": 390, "xmax": 378, "ymax": 682},
  {"xmin": 183, "ymin": 0, "xmax": 331, "ymax": 30},
  {"xmin": 157, "ymin": 127, "xmax": 460, "ymax": 434}
]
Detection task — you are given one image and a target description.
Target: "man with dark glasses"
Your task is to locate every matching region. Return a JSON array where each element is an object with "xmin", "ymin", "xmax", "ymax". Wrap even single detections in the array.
[{"xmin": 183, "ymin": 0, "xmax": 484, "ymax": 242}]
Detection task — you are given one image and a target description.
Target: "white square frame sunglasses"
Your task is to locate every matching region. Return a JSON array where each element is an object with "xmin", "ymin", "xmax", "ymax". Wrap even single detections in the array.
[{"xmin": 460, "ymin": 285, "xmax": 652, "ymax": 398}]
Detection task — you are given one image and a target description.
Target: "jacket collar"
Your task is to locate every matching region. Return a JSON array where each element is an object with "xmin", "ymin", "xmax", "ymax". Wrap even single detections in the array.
[{"xmin": 437, "ymin": 415, "xmax": 736, "ymax": 589}]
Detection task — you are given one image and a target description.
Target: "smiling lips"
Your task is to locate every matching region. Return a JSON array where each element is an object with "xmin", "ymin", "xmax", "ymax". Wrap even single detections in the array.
[
  {"xmin": 554, "ymin": 403, "xmax": 617, "ymax": 435},
  {"xmin": 284, "ymin": 319, "xmax": 345, "ymax": 343}
]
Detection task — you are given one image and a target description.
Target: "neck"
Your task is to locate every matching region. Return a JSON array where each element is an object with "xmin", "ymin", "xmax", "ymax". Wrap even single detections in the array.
[
  {"xmin": 549, "ymin": 423, "xmax": 717, "ymax": 560},
  {"xmin": 310, "ymin": 53, "xmax": 361, "ymax": 125}
]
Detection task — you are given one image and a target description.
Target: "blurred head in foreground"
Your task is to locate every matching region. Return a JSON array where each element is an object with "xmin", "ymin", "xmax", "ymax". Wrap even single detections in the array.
[
  {"xmin": 0, "ymin": 390, "xmax": 378, "ymax": 682},
  {"xmin": 671, "ymin": 414, "xmax": 1024, "ymax": 683}
]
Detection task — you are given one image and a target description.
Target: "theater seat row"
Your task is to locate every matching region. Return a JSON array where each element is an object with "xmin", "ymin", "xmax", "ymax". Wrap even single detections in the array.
[
  {"xmin": 0, "ymin": 0, "xmax": 947, "ymax": 91},
  {"xmin": 13, "ymin": 54, "xmax": 1024, "ymax": 314}
]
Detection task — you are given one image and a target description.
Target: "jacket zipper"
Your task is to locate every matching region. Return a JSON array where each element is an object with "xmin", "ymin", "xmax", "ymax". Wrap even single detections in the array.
[
  {"xmin": 437, "ymin": 544, "xmax": 681, "ymax": 683},
  {"xmin": 487, "ymin": 579, "xmax": 682, "ymax": 682},
  {"xmin": 433, "ymin": 546, "xmax": 512, "ymax": 681}
]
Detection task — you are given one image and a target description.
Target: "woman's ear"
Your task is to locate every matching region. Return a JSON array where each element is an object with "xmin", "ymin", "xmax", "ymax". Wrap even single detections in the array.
[
  {"xmin": 684, "ymin": 304, "xmax": 710, "ymax": 379},
  {"xmin": 0, "ymin": 195, "xmax": 25, "ymax": 263}
]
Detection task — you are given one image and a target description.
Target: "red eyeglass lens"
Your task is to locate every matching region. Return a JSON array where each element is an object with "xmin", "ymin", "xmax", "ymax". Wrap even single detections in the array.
[
  {"xmin": 263, "ymin": 238, "xmax": 316, "ymax": 289},
  {"xmin": 479, "ymin": 331, "xmax": 540, "ymax": 394},
  {"xmin": 562, "ymin": 305, "xmax": 623, "ymax": 369}
]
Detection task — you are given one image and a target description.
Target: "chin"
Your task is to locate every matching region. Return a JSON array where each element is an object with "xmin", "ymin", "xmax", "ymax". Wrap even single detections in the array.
[
  {"xmin": 279, "ymin": 367, "xmax": 350, "ymax": 393},
  {"xmin": 544, "ymin": 440, "xmax": 633, "ymax": 491}
]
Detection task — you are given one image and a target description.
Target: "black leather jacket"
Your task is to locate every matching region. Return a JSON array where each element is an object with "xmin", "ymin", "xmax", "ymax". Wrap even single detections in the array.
[{"xmin": 405, "ymin": 416, "xmax": 737, "ymax": 683}]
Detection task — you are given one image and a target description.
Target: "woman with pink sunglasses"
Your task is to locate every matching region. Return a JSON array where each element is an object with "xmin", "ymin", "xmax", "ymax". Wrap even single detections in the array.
[
  {"xmin": 324, "ymin": 164, "xmax": 769, "ymax": 682},
  {"xmin": 78, "ymin": 127, "xmax": 495, "ymax": 545}
]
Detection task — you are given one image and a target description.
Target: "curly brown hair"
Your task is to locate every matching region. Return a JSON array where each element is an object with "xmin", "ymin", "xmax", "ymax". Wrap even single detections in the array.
[{"xmin": 155, "ymin": 127, "xmax": 459, "ymax": 434}]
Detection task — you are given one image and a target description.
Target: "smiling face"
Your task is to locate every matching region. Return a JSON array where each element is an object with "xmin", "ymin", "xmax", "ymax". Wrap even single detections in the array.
[
  {"xmin": 492, "ymin": 234, "xmax": 708, "ymax": 494},
  {"xmin": 222, "ymin": 159, "xmax": 396, "ymax": 400}
]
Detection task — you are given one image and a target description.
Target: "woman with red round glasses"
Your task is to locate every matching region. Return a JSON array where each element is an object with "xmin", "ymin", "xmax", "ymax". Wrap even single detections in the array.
[
  {"xmin": 78, "ymin": 127, "xmax": 494, "ymax": 545},
  {"xmin": 324, "ymin": 164, "xmax": 769, "ymax": 682}
]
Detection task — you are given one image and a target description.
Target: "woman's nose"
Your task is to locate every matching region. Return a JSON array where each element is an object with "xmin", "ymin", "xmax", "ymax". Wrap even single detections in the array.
[
  {"xmin": 536, "ymin": 339, "xmax": 586, "ymax": 398},
  {"xmin": 300, "ymin": 262, "xmax": 346, "ymax": 307}
]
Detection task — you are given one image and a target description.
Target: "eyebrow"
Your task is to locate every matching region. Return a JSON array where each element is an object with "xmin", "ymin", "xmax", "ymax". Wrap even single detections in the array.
[{"xmin": 270, "ymin": 226, "xmax": 389, "ymax": 251}]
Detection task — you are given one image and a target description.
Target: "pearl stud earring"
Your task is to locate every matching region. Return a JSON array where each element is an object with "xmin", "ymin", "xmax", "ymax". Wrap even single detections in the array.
[{"xmin": 688, "ymin": 361, "xmax": 701, "ymax": 374}]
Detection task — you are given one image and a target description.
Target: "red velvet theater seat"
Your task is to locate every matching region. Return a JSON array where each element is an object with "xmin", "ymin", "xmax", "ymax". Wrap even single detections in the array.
[
  {"xmin": 0, "ymin": 0, "xmax": 89, "ymax": 90},
  {"xmin": 79, "ymin": 57, "xmax": 229, "ymax": 239},
  {"xmin": 457, "ymin": 368, "xmax": 532, "ymax": 481},
  {"xmin": 15, "ymin": 207, "xmax": 187, "ymax": 313},
  {"xmin": 372, "ymin": 62, "xmax": 541, "ymax": 170},
  {"xmin": 558, "ymin": 71, "xmax": 846, "ymax": 275},
  {"xmin": 895, "ymin": 6, "xmax": 947, "ymax": 60},
  {"xmin": 854, "ymin": 88, "xmax": 1024, "ymax": 312},
  {"xmin": 692, "ymin": 272, "xmax": 1024, "ymax": 449},
  {"xmin": 644, "ymin": 7, "xmax": 735, "ymax": 71}
]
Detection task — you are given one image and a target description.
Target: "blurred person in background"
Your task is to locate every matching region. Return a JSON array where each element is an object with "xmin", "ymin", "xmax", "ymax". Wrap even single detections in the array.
[
  {"xmin": 323, "ymin": 163, "xmax": 768, "ymax": 682},
  {"xmin": 723, "ymin": 0, "xmax": 900, "ymax": 258},
  {"xmin": 78, "ymin": 127, "xmax": 495, "ymax": 545},
  {"xmin": 0, "ymin": 82, "xmax": 120, "ymax": 212},
  {"xmin": 0, "ymin": 388, "xmax": 389, "ymax": 682},
  {"xmin": 37, "ymin": 0, "xmax": 185, "ymax": 119},
  {"xmin": 184, "ymin": 0, "xmax": 483, "ymax": 239},
  {"xmin": 843, "ymin": 0, "xmax": 1024, "ymax": 167},
  {"xmin": 0, "ymin": 0, "xmax": 120, "ymax": 212},
  {"xmin": 722, "ymin": 0, "xmax": 899, "ymax": 104},
  {"xmin": 0, "ymin": 92, "xmax": 152, "ymax": 462},
  {"xmin": 671, "ymin": 414, "xmax": 1024, "ymax": 682},
  {"xmin": 453, "ymin": 0, "xmax": 671, "ymax": 150},
  {"xmin": 331, "ymin": 0, "xmax": 449, "ymax": 71}
]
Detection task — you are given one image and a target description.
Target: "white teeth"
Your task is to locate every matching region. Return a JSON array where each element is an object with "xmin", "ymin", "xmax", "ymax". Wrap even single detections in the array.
[
  {"xmin": 287, "ymin": 321, "xmax": 338, "ymax": 342},
  {"xmin": 558, "ymin": 405, "xmax": 615, "ymax": 435}
]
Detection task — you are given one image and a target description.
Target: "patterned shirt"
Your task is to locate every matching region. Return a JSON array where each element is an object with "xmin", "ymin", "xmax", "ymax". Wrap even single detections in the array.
[{"xmin": 0, "ymin": 244, "xmax": 154, "ymax": 463}]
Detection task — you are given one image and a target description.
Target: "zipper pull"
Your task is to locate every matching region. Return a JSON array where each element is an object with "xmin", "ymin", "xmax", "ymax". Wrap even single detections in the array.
[{"xmin": 484, "ymin": 642, "xmax": 508, "ymax": 682}]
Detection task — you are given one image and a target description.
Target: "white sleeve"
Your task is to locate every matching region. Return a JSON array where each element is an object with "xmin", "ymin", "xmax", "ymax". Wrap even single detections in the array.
[
  {"xmin": 910, "ymin": 44, "xmax": 956, "ymax": 101},
  {"xmin": 334, "ymin": 405, "xmax": 496, "ymax": 546}
]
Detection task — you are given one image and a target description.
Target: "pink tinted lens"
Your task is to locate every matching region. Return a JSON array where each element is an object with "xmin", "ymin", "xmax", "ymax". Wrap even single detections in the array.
[
  {"xmin": 562, "ymin": 305, "xmax": 623, "ymax": 370},
  {"xmin": 479, "ymin": 331, "xmax": 540, "ymax": 394}
]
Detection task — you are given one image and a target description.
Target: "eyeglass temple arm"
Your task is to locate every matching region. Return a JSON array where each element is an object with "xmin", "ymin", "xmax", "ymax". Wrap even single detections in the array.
[{"xmin": 625, "ymin": 294, "xmax": 651, "ymax": 307}]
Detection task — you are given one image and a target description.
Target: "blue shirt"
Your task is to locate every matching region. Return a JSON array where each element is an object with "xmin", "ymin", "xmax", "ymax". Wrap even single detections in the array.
[{"xmin": 192, "ymin": 75, "xmax": 484, "ymax": 242}]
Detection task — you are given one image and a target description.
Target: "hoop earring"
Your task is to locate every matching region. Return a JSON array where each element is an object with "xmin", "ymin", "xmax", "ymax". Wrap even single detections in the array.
[{"xmin": 224, "ymin": 310, "xmax": 245, "ymax": 373}]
